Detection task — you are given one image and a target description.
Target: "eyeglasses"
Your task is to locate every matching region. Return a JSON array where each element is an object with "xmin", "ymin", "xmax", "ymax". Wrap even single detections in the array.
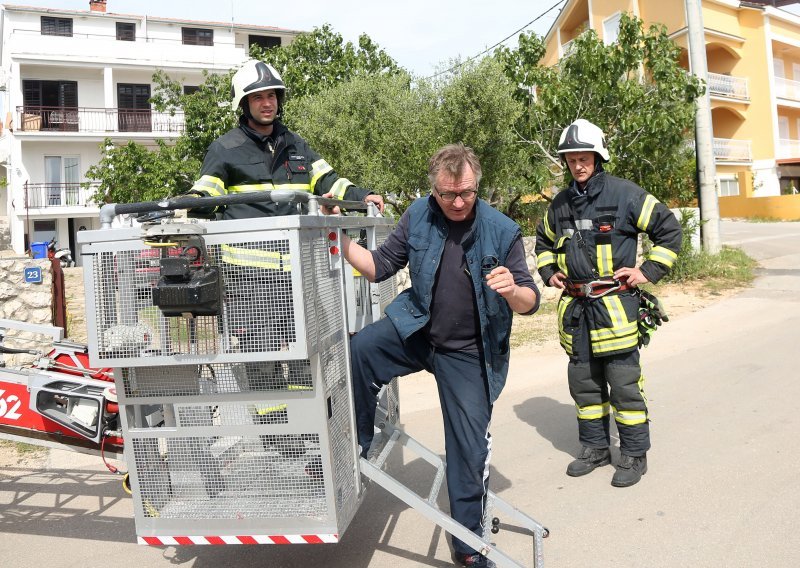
[{"xmin": 434, "ymin": 187, "xmax": 478, "ymax": 202}]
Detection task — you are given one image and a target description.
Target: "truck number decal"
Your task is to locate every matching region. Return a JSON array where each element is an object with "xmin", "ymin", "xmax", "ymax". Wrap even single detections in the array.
[{"xmin": 0, "ymin": 389, "xmax": 23, "ymax": 420}]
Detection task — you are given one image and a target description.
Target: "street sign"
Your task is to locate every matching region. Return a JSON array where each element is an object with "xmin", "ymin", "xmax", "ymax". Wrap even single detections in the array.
[{"xmin": 24, "ymin": 266, "xmax": 43, "ymax": 284}]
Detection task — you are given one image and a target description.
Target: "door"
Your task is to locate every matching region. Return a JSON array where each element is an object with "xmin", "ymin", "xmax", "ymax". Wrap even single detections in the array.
[
  {"xmin": 44, "ymin": 156, "xmax": 81, "ymax": 205},
  {"xmin": 117, "ymin": 83, "xmax": 151, "ymax": 132},
  {"xmin": 22, "ymin": 80, "xmax": 78, "ymax": 131}
]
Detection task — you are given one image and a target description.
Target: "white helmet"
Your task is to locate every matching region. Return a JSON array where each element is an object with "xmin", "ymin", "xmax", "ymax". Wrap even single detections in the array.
[
  {"xmin": 557, "ymin": 119, "xmax": 610, "ymax": 162},
  {"xmin": 230, "ymin": 59, "xmax": 286, "ymax": 111}
]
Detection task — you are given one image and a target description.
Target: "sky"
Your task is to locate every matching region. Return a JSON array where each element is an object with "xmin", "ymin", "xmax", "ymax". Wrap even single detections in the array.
[{"xmin": 5, "ymin": 0, "xmax": 567, "ymax": 77}]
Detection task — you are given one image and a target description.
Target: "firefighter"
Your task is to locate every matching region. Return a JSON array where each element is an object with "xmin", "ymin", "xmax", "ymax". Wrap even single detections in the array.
[
  {"xmin": 187, "ymin": 59, "xmax": 384, "ymax": 390},
  {"xmin": 186, "ymin": 59, "xmax": 385, "ymax": 463},
  {"xmin": 535, "ymin": 119, "xmax": 682, "ymax": 487},
  {"xmin": 189, "ymin": 59, "xmax": 384, "ymax": 218}
]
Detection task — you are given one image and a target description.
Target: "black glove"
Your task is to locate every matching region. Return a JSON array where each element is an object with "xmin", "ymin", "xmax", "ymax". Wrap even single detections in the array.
[{"xmin": 637, "ymin": 290, "xmax": 668, "ymax": 347}]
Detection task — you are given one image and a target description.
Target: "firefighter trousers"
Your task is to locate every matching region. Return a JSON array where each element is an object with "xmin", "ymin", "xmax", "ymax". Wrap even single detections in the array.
[
  {"xmin": 568, "ymin": 316, "xmax": 650, "ymax": 456},
  {"xmin": 351, "ymin": 317, "xmax": 492, "ymax": 557}
]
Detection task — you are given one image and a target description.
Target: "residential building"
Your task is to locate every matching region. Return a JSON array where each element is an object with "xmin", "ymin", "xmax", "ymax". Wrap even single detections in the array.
[
  {"xmin": 0, "ymin": 0, "xmax": 301, "ymax": 263},
  {"xmin": 542, "ymin": 0, "xmax": 800, "ymax": 220}
]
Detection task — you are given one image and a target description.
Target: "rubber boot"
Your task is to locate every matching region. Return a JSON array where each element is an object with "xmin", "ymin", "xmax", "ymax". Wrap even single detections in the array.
[
  {"xmin": 566, "ymin": 446, "xmax": 611, "ymax": 477},
  {"xmin": 611, "ymin": 453, "xmax": 647, "ymax": 487}
]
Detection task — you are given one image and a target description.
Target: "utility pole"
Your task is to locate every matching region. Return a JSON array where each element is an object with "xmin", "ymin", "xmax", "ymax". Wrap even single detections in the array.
[{"xmin": 686, "ymin": 0, "xmax": 721, "ymax": 253}]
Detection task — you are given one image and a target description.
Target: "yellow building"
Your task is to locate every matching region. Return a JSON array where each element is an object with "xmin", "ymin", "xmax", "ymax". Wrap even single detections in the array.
[{"xmin": 542, "ymin": 0, "xmax": 800, "ymax": 220}]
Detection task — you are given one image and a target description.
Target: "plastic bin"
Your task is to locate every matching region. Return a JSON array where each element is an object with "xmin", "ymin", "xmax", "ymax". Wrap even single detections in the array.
[{"xmin": 30, "ymin": 241, "xmax": 49, "ymax": 259}]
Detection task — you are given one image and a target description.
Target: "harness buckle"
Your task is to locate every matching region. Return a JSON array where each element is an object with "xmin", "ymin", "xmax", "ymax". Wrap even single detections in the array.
[{"xmin": 585, "ymin": 278, "xmax": 622, "ymax": 299}]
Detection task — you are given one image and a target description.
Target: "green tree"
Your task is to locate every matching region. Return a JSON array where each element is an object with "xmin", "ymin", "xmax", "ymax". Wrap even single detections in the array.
[
  {"xmin": 287, "ymin": 57, "xmax": 525, "ymax": 217},
  {"xmin": 253, "ymin": 24, "xmax": 402, "ymax": 100},
  {"xmin": 496, "ymin": 12, "xmax": 704, "ymax": 206}
]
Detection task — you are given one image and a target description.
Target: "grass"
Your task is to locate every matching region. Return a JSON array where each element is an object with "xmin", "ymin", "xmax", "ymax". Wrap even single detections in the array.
[{"xmin": 0, "ymin": 439, "xmax": 48, "ymax": 461}]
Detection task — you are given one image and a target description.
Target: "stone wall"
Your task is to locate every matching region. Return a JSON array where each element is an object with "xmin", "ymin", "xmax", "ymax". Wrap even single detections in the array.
[{"xmin": 0, "ymin": 256, "xmax": 54, "ymax": 366}]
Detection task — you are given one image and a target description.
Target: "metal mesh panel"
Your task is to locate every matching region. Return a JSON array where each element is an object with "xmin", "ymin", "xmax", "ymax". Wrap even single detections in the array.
[
  {"xmin": 120, "ymin": 361, "xmax": 313, "ymax": 400},
  {"xmin": 303, "ymin": 231, "xmax": 343, "ymax": 348},
  {"xmin": 324, "ymin": 340, "xmax": 359, "ymax": 527},
  {"xmin": 131, "ymin": 434, "xmax": 326, "ymax": 520},
  {"xmin": 87, "ymin": 236, "xmax": 304, "ymax": 366}
]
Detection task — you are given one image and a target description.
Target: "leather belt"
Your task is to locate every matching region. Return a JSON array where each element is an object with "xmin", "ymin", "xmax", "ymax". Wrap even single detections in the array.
[{"xmin": 564, "ymin": 278, "xmax": 633, "ymax": 299}]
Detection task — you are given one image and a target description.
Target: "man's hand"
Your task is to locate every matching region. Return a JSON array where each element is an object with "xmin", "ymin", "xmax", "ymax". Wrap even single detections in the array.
[
  {"xmin": 486, "ymin": 266, "xmax": 538, "ymax": 314},
  {"xmin": 320, "ymin": 192, "xmax": 340, "ymax": 215},
  {"xmin": 485, "ymin": 266, "xmax": 516, "ymax": 296},
  {"xmin": 614, "ymin": 266, "xmax": 649, "ymax": 287},
  {"xmin": 364, "ymin": 194, "xmax": 384, "ymax": 213},
  {"xmin": 549, "ymin": 272, "xmax": 567, "ymax": 289}
]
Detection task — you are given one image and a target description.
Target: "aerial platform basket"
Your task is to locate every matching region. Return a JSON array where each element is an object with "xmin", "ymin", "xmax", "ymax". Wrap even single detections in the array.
[{"xmin": 78, "ymin": 191, "xmax": 547, "ymax": 566}]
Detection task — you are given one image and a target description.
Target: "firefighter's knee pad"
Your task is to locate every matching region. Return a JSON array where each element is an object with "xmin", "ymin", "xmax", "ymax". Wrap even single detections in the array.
[
  {"xmin": 607, "ymin": 363, "xmax": 646, "ymax": 411},
  {"xmin": 568, "ymin": 362, "xmax": 603, "ymax": 406}
]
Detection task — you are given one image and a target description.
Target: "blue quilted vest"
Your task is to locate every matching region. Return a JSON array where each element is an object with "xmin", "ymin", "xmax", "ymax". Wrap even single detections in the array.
[{"xmin": 385, "ymin": 196, "xmax": 522, "ymax": 403}]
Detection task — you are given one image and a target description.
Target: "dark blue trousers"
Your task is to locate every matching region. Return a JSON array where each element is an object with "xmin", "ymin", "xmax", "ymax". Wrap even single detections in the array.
[{"xmin": 351, "ymin": 317, "xmax": 493, "ymax": 556}]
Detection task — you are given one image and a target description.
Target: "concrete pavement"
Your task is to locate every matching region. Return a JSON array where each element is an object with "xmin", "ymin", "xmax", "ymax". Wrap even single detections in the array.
[{"xmin": 1, "ymin": 220, "xmax": 798, "ymax": 567}]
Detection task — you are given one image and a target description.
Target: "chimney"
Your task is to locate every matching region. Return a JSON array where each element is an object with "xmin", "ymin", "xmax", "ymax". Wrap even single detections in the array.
[{"xmin": 89, "ymin": 1, "xmax": 107, "ymax": 13}]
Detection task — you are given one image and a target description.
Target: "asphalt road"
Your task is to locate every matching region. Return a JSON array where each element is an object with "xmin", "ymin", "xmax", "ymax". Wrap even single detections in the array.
[{"xmin": 1, "ymin": 219, "xmax": 798, "ymax": 568}]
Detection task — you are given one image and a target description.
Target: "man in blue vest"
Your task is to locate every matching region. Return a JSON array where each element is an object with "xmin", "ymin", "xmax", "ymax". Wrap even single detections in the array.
[{"xmin": 332, "ymin": 143, "xmax": 540, "ymax": 568}]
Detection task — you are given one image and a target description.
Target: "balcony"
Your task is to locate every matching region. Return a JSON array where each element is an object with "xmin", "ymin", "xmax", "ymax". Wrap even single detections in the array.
[
  {"xmin": 708, "ymin": 72, "xmax": 749, "ymax": 101},
  {"xmin": 778, "ymin": 139, "xmax": 800, "ymax": 160},
  {"xmin": 14, "ymin": 106, "xmax": 185, "ymax": 134},
  {"xmin": 713, "ymin": 138, "xmax": 751, "ymax": 162},
  {"xmin": 24, "ymin": 182, "xmax": 99, "ymax": 209},
  {"xmin": 775, "ymin": 77, "xmax": 800, "ymax": 102}
]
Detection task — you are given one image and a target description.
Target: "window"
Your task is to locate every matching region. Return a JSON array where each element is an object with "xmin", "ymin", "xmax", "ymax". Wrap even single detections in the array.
[
  {"xmin": 183, "ymin": 85, "xmax": 200, "ymax": 95},
  {"xmin": 41, "ymin": 16, "xmax": 73, "ymax": 37},
  {"xmin": 117, "ymin": 83, "xmax": 152, "ymax": 132},
  {"xmin": 718, "ymin": 177, "xmax": 740, "ymax": 197},
  {"xmin": 603, "ymin": 13, "xmax": 622, "ymax": 45},
  {"xmin": 182, "ymin": 27, "xmax": 213, "ymax": 46},
  {"xmin": 116, "ymin": 22, "xmax": 135, "ymax": 41},
  {"xmin": 249, "ymin": 35, "xmax": 281, "ymax": 50}
]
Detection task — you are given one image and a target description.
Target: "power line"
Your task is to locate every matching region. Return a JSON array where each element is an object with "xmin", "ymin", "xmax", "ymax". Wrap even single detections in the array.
[{"xmin": 421, "ymin": 0, "xmax": 568, "ymax": 81}]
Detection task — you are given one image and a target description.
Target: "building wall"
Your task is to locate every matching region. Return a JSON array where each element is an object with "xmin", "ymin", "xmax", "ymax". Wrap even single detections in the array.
[{"xmin": 0, "ymin": 4, "xmax": 301, "ymax": 257}]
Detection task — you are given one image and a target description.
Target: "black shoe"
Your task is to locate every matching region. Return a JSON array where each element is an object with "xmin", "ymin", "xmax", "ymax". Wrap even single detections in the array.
[
  {"xmin": 453, "ymin": 551, "xmax": 495, "ymax": 567},
  {"xmin": 566, "ymin": 446, "xmax": 611, "ymax": 477},
  {"xmin": 611, "ymin": 453, "xmax": 647, "ymax": 487}
]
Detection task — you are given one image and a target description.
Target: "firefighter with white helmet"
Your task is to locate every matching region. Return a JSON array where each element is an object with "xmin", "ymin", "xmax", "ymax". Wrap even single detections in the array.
[
  {"xmin": 535, "ymin": 118, "xmax": 682, "ymax": 487},
  {"xmin": 190, "ymin": 59, "xmax": 383, "ymax": 218},
  {"xmin": 188, "ymin": 60, "xmax": 384, "ymax": 422}
]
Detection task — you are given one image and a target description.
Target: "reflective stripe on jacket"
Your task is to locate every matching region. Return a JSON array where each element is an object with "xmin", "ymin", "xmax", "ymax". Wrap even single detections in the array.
[{"xmin": 190, "ymin": 118, "xmax": 370, "ymax": 221}]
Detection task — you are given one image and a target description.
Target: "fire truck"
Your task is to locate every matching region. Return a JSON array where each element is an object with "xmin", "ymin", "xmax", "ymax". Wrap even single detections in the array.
[{"xmin": 0, "ymin": 191, "xmax": 547, "ymax": 567}]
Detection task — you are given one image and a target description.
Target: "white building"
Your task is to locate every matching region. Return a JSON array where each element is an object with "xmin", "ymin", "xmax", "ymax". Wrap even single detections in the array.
[{"xmin": 0, "ymin": 0, "xmax": 301, "ymax": 263}]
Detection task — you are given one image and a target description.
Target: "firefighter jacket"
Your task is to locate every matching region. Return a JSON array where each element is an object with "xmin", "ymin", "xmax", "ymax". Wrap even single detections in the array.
[
  {"xmin": 191, "ymin": 117, "xmax": 371, "ymax": 270},
  {"xmin": 382, "ymin": 196, "xmax": 522, "ymax": 404},
  {"xmin": 191, "ymin": 117, "xmax": 371, "ymax": 219},
  {"xmin": 535, "ymin": 171, "xmax": 682, "ymax": 357}
]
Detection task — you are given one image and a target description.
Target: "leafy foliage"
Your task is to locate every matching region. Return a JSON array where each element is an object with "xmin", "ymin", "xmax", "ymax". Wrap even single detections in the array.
[
  {"xmin": 287, "ymin": 57, "xmax": 525, "ymax": 216},
  {"xmin": 250, "ymin": 24, "xmax": 402, "ymax": 100},
  {"xmin": 495, "ymin": 13, "xmax": 704, "ymax": 206}
]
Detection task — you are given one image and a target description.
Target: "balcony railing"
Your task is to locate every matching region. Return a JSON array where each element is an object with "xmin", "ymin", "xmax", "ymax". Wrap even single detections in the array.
[
  {"xmin": 24, "ymin": 182, "xmax": 99, "ymax": 208},
  {"xmin": 708, "ymin": 72, "xmax": 749, "ymax": 100},
  {"xmin": 778, "ymin": 138, "xmax": 800, "ymax": 159},
  {"xmin": 775, "ymin": 77, "xmax": 800, "ymax": 102},
  {"xmin": 14, "ymin": 106, "xmax": 186, "ymax": 134},
  {"xmin": 713, "ymin": 138, "xmax": 752, "ymax": 162}
]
